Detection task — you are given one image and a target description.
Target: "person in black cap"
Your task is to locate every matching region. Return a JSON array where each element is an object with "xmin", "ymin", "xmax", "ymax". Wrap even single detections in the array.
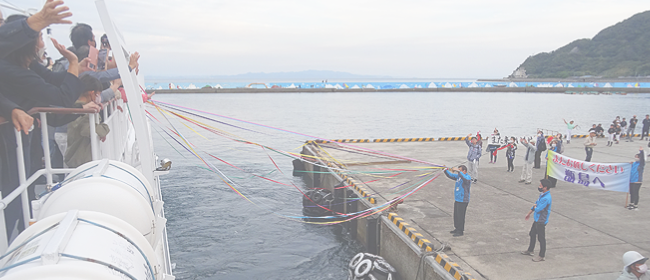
[{"xmin": 521, "ymin": 179, "xmax": 553, "ymax": 262}]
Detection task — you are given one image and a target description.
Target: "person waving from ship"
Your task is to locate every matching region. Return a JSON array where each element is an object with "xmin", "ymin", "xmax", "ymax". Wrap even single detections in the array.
[{"xmin": 0, "ymin": 0, "xmax": 75, "ymax": 242}]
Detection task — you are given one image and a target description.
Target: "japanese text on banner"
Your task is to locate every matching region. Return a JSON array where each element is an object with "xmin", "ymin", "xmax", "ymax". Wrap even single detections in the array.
[{"xmin": 546, "ymin": 150, "xmax": 631, "ymax": 192}]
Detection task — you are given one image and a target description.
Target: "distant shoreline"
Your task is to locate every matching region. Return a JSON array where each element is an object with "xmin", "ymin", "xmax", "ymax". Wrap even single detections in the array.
[
  {"xmin": 480, "ymin": 77, "xmax": 650, "ymax": 83},
  {"xmin": 147, "ymin": 87, "xmax": 650, "ymax": 94}
]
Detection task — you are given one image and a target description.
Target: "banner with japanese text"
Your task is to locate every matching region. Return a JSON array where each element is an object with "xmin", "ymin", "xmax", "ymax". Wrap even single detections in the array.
[{"xmin": 546, "ymin": 150, "xmax": 632, "ymax": 192}]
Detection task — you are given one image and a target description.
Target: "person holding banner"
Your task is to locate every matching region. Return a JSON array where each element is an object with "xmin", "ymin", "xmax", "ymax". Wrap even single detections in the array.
[
  {"xmin": 584, "ymin": 132, "xmax": 597, "ymax": 162},
  {"xmin": 519, "ymin": 137, "xmax": 537, "ymax": 184},
  {"xmin": 628, "ymin": 147, "xmax": 646, "ymax": 210},
  {"xmin": 521, "ymin": 179, "xmax": 553, "ymax": 262}
]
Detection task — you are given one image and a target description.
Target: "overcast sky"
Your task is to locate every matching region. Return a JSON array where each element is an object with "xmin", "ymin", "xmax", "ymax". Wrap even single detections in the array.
[{"xmin": 10, "ymin": 0, "xmax": 650, "ymax": 79}]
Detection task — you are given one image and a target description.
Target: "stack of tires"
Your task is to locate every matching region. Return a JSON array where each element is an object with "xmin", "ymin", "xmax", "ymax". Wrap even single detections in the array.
[
  {"xmin": 348, "ymin": 252, "xmax": 397, "ymax": 280},
  {"xmin": 302, "ymin": 189, "xmax": 334, "ymax": 216}
]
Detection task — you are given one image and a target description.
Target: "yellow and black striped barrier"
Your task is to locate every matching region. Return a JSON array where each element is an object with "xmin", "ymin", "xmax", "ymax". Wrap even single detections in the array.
[
  {"xmin": 332, "ymin": 168, "xmax": 377, "ymax": 204},
  {"xmin": 387, "ymin": 213, "xmax": 475, "ymax": 280},
  {"xmin": 307, "ymin": 133, "xmax": 644, "ymax": 144},
  {"xmin": 568, "ymin": 133, "xmax": 640, "ymax": 139},
  {"xmin": 437, "ymin": 137, "xmax": 467, "ymax": 141},
  {"xmin": 374, "ymin": 138, "xmax": 437, "ymax": 142},
  {"xmin": 307, "ymin": 137, "xmax": 469, "ymax": 144}
]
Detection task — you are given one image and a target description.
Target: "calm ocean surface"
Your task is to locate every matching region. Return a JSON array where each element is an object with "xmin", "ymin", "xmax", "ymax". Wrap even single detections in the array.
[{"xmin": 154, "ymin": 91, "xmax": 649, "ymax": 280}]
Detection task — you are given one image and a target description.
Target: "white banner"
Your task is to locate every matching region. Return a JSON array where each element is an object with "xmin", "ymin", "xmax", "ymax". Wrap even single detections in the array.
[{"xmin": 546, "ymin": 150, "xmax": 632, "ymax": 192}]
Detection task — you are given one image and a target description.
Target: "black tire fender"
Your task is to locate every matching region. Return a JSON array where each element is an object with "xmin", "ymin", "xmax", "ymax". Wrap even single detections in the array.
[{"xmin": 311, "ymin": 191, "xmax": 324, "ymax": 204}]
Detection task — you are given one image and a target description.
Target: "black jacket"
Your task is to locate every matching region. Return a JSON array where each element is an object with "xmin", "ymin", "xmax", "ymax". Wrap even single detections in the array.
[
  {"xmin": 0, "ymin": 60, "xmax": 83, "ymax": 112},
  {"xmin": 0, "ymin": 19, "xmax": 40, "ymax": 119}
]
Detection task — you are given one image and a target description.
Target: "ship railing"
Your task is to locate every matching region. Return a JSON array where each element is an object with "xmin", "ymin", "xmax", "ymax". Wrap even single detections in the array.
[{"xmin": 0, "ymin": 97, "xmax": 132, "ymax": 252}]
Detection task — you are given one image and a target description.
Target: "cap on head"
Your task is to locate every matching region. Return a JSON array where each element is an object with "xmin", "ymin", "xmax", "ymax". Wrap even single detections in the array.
[
  {"xmin": 540, "ymin": 179, "xmax": 553, "ymax": 189},
  {"xmin": 623, "ymin": 251, "xmax": 648, "ymax": 268}
]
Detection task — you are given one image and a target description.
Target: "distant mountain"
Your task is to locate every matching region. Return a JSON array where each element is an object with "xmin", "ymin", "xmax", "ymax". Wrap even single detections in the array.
[
  {"xmin": 149, "ymin": 70, "xmax": 392, "ymax": 81},
  {"xmin": 515, "ymin": 10, "xmax": 650, "ymax": 78}
]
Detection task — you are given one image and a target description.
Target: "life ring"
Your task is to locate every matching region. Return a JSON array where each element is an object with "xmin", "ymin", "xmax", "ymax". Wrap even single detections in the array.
[
  {"xmin": 355, "ymin": 259, "xmax": 372, "ymax": 278},
  {"xmin": 373, "ymin": 258, "xmax": 397, "ymax": 274},
  {"xmin": 349, "ymin": 252, "xmax": 364, "ymax": 269}
]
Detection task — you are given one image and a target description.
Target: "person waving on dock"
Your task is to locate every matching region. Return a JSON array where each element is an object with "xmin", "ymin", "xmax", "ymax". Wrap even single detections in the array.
[
  {"xmin": 563, "ymin": 119, "xmax": 579, "ymax": 144},
  {"xmin": 519, "ymin": 137, "xmax": 537, "ymax": 184},
  {"xmin": 521, "ymin": 179, "xmax": 553, "ymax": 262},
  {"xmin": 465, "ymin": 133, "xmax": 481, "ymax": 183},
  {"xmin": 443, "ymin": 165, "xmax": 472, "ymax": 237}
]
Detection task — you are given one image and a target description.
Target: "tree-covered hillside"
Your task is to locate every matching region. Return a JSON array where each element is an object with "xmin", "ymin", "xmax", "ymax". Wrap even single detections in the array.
[{"xmin": 517, "ymin": 10, "xmax": 650, "ymax": 78}]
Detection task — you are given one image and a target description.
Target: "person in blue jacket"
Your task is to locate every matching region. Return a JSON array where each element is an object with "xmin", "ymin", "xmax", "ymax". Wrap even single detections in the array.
[
  {"xmin": 443, "ymin": 165, "xmax": 472, "ymax": 237},
  {"xmin": 628, "ymin": 147, "xmax": 646, "ymax": 210},
  {"xmin": 521, "ymin": 179, "xmax": 553, "ymax": 262}
]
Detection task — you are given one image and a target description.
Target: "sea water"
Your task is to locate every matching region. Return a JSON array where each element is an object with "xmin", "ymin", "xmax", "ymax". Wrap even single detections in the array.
[{"xmin": 154, "ymin": 91, "xmax": 649, "ymax": 279}]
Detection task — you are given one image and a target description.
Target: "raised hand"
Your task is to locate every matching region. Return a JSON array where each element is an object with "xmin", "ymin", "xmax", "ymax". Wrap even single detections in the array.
[
  {"xmin": 51, "ymin": 38, "xmax": 80, "ymax": 76},
  {"xmin": 26, "ymin": 0, "xmax": 72, "ymax": 31}
]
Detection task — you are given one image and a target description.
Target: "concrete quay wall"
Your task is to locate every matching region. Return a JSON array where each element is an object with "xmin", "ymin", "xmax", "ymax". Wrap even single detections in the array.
[
  {"xmin": 299, "ymin": 142, "xmax": 472, "ymax": 280},
  {"xmin": 148, "ymin": 87, "xmax": 650, "ymax": 94}
]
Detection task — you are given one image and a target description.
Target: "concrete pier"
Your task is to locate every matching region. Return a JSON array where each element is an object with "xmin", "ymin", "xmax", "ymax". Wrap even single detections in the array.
[{"xmin": 299, "ymin": 136, "xmax": 649, "ymax": 280}]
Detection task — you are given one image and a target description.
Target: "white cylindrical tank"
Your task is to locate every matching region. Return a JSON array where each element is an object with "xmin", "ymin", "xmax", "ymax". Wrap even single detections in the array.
[
  {"xmin": 0, "ymin": 211, "xmax": 160, "ymax": 280},
  {"xmin": 35, "ymin": 160, "xmax": 160, "ymax": 245},
  {"xmin": 37, "ymin": 177, "xmax": 157, "ymax": 244},
  {"xmin": 64, "ymin": 160, "xmax": 157, "ymax": 201}
]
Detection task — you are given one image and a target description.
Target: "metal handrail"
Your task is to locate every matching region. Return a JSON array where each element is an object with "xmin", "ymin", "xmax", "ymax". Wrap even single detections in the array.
[{"xmin": 0, "ymin": 97, "xmax": 130, "ymax": 252}]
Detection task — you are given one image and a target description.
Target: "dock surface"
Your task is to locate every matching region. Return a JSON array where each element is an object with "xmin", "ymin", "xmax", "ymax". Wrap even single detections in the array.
[{"xmin": 317, "ymin": 137, "xmax": 648, "ymax": 280}]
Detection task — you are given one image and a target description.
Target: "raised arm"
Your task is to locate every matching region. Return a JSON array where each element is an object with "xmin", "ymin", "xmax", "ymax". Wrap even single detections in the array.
[
  {"xmin": 443, "ymin": 169, "xmax": 459, "ymax": 180},
  {"xmin": 0, "ymin": 0, "xmax": 71, "ymax": 58}
]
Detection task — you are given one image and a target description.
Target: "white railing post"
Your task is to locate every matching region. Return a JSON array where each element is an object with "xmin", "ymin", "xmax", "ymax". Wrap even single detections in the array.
[
  {"xmin": 39, "ymin": 113, "xmax": 54, "ymax": 187},
  {"xmin": 97, "ymin": 0, "xmax": 155, "ymax": 185},
  {"xmin": 89, "ymin": 113, "xmax": 99, "ymax": 161},
  {"xmin": 0, "ymin": 190, "xmax": 7, "ymax": 253},
  {"xmin": 14, "ymin": 130, "xmax": 31, "ymax": 229}
]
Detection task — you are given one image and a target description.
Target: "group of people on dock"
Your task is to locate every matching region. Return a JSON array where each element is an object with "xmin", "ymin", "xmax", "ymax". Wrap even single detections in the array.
[{"xmin": 442, "ymin": 120, "xmax": 647, "ymax": 268}]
